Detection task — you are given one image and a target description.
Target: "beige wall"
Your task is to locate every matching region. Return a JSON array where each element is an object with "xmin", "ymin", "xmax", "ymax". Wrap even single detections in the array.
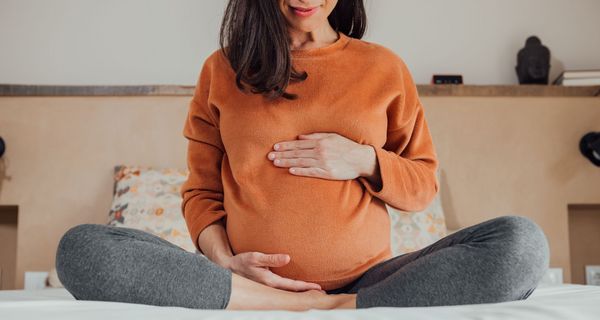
[
  {"xmin": 1, "ymin": 95, "xmax": 599, "ymax": 289},
  {"xmin": 1, "ymin": 0, "xmax": 600, "ymax": 85},
  {"xmin": 424, "ymin": 96, "xmax": 600, "ymax": 285},
  {"xmin": 0, "ymin": 97, "xmax": 190, "ymax": 289}
]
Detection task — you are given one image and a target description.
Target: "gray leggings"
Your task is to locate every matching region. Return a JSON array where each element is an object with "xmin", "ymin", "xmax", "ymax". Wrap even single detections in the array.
[{"xmin": 55, "ymin": 215, "xmax": 549, "ymax": 309}]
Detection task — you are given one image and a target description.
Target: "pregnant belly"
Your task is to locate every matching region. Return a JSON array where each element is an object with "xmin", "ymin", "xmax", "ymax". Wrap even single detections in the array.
[{"xmin": 222, "ymin": 165, "xmax": 392, "ymax": 289}]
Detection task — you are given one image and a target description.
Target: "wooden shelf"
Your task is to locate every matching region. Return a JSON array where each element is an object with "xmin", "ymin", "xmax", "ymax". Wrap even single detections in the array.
[
  {"xmin": 417, "ymin": 84, "xmax": 600, "ymax": 97},
  {"xmin": 1, "ymin": 84, "xmax": 599, "ymax": 97}
]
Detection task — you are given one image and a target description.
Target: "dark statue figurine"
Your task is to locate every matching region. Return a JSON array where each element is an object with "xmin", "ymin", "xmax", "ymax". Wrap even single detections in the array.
[{"xmin": 516, "ymin": 36, "xmax": 551, "ymax": 84}]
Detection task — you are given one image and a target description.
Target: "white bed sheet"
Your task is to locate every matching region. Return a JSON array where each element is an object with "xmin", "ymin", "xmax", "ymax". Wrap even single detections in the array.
[{"xmin": 1, "ymin": 284, "xmax": 599, "ymax": 320}]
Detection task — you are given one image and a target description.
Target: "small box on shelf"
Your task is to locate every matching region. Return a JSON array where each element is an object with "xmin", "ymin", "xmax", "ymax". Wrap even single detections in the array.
[{"xmin": 431, "ymin": 74, "xmax": 463, "ymax": 85}]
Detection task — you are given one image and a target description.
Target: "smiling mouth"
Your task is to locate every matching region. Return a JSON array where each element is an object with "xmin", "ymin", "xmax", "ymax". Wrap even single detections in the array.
[
  {"xmin": 289, "ymin": 5, "xmax": 319, "ymax": 17},
  {"xmin": 290, "ymin": 6, "xmax": 317, "ymax": 11}
]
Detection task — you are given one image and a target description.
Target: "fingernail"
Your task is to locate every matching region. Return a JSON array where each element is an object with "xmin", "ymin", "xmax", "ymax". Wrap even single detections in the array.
[
  {"xmin": 274, "ymin": 144, "xmax": 279, "ymax": 150},
  {"xmin": 268, "ymin": 153, "xmax": 274, "ymax": 159}
]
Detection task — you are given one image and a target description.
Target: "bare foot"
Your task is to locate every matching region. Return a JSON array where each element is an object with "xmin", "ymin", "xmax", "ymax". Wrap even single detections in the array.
[
  {"xmin": 299, "ymin": 289, "xmax": 339, "ymax": 310},
  {"xmin": 332, "ymin": 293, "xmax": 357, "ymax": 309},
  {"xmin": 295, "ymin": 290, "xmax": 357, "ymax": 310},
  {"xmin": 226, "ymin": 273, "xmax": 351, "ymax": 311}
]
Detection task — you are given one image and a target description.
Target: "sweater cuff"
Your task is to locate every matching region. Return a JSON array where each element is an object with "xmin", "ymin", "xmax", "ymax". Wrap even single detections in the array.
[
  {"xmin": 357, "ymin": 144, "xmax": 392, "ymax": 200},
  {"xmin": 182, "ymin": 198, "xmax": 227, "ymax": 254},
  {"xmin": 357, "ymin": 143, "xmax": 437, "ymax": 212}
]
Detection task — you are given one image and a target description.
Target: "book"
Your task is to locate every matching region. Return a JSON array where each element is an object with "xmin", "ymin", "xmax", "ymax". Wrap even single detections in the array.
[
  {"xmin": 561, "ymin": 78, "xmax": 600, "ymax": 86},
  {"xmin": 553, "ymin": 69, "xmax": 600, "ymax": 85}
]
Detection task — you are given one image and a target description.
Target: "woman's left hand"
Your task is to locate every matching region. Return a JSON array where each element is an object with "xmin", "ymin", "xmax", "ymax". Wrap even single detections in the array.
[{"xmin": 267, "ymin": 132, "xmax": 376, "ymax": 180}]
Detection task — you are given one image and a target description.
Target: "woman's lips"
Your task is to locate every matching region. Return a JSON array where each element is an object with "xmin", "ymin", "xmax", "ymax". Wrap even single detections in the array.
[{"xmin": 290, "ymin": 5, "xmax": 319, "ymax": 17}]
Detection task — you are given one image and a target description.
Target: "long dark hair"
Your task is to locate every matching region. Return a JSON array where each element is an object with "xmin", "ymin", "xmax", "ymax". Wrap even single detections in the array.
[{"xmin": 219, "ymin": 0, "xmax": 367, "ymax": 101}]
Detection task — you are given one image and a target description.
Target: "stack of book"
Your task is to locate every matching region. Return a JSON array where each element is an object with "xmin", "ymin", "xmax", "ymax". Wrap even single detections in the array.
[{"xmin": 553, "ymin": 70, "xmax": 600, "ymax": 86}]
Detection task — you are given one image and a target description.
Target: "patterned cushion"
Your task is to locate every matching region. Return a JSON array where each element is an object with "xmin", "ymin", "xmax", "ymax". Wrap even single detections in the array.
[
  {"xmin": 387, "ymin": 168, "xmax": 447, "ymax": 256},
  {"xmin": 108, "ymin": 165, "xmax": 197, "ymax": 253}
]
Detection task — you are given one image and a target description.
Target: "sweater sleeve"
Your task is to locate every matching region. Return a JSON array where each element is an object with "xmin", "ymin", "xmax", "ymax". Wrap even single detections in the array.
[
  {"xmin": 357, "ymin": 56, "xmax": 439, "ymax": 212},
  {"xmin": 180, "ymin": 54, "xmax": 227, "ymax": 254}
]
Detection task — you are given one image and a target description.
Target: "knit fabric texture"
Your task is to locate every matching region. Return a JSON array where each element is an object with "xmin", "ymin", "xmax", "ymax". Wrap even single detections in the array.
[{"xmin": 180, "ymin": 32, "xmax": 439, "ymax": 290}]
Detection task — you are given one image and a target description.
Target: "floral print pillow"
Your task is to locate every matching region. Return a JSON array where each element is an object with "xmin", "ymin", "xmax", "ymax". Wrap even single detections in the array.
[
  {"xmin": 108, "ymin": 165, "xmax": 197, "ymax": 253},
  {"xmin": 387, "ymin": 167, "xmax": 447, "ymax": 256}
]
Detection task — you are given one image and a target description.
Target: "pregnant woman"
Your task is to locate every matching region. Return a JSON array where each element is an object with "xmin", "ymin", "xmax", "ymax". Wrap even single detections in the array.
[{"xmin": 55, "ymin": 0, "xmax": 550, "ymax": 311}]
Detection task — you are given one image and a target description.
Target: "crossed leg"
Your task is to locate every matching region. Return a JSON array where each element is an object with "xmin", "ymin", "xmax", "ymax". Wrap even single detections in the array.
[
  {"xmin": 54, "ymin": 223, "xmax": 349, "ymax": 310},
  {"xmin": 55, "ymin": 215, "xmax": 549, "ymax": 310},
  {"xmin": 327, "ymin": 215, "xmax": 550, "ymax": 308}
]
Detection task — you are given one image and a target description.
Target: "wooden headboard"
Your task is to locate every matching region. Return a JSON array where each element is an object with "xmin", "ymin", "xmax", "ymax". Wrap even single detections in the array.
[{"xmin": 1, "ymin": 84, "xmax": 599, "ymax": 289}]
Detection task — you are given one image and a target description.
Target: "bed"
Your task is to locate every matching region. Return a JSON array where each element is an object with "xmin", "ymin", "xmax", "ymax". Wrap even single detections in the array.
[{"xmin": 1, "ymin": 284, "xmax": 599, "ymax": 319}]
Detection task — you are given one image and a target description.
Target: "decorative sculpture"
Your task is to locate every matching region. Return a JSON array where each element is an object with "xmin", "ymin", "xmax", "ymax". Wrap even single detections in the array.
[{"xmin": 516, "ymin": 36, "xmax": 551, "ymax": 84}]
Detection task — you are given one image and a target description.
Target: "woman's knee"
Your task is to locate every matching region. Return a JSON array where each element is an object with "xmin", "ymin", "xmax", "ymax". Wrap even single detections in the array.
[
  {"xmin": 57, "ymin": 224, "xmax": 97, "ymax": 260},
  {"xmin": 55, "ymin": 224, "xmax": 112, "ymax": 295},
  {"xmin": 493, "ymin": 215, "xmax": 550, "ymax": 283},
  {"xmin": 56, "ymin": 224, "xmax": 108, "ymax": 259},
  {"xmin": 496, "ymin": 215, "xmax": 549, "ymax": 253}
]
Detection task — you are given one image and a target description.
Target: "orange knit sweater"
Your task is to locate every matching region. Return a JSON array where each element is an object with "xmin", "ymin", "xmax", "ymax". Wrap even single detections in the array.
[{"xmin": 180, "ymin": 32, "xmax": 439, "ymax": 290}]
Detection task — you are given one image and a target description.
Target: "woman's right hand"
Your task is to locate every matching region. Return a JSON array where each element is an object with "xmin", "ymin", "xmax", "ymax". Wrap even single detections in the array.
[{"xmin": 224, "ymin": 252, "xmax": 324, "ymax": 292}]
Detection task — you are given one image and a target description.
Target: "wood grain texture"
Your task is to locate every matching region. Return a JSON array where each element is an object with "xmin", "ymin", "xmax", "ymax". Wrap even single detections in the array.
[
  {"xmin": 1, "ymin": 84, "xmax": 599, "ymax": 97},
  {"xmin": 0, "ymin": 84, "xmax": 194, "ymax": 96},
  {"xmin": 1, "ymin": 95, "xmax": 599, "ymax": 288}
]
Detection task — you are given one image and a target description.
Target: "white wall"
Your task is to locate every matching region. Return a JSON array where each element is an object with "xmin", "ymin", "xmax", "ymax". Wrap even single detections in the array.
[
  {"xmin": 0, "ymin": 0, "xmax": 599, "ymax": 85},
  {"xmin": 371, "ymin": 0, "xmax": 600, "ymax": 84}
]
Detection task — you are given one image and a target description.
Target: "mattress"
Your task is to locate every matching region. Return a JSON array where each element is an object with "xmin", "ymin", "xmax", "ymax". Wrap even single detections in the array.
[{"xmin": 1, "ymin": 284, "xmax": 599, "ymax": 320}]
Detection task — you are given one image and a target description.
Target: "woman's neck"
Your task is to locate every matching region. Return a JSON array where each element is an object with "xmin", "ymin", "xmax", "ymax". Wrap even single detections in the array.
[{"xmin": 288, "ymin": 25, "xmax": 339, "ymax": 51}]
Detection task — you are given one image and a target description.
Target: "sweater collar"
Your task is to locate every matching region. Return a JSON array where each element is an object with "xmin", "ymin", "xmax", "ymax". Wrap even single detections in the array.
[{"xmin": 291, "ymin": 32, "xmax": 351, "ymax": 59}]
